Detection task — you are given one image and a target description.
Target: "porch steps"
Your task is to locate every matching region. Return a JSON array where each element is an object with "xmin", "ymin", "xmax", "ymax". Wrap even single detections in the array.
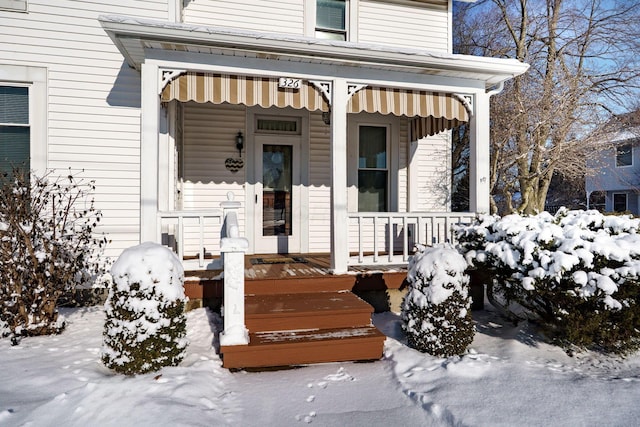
[
  {"xmin": 220, "ymin": 291, "xmax": 385, "ymax": 369},
  {"xmin": 245, "ymin": 292, "xmax": 374, "ymax": 332}
]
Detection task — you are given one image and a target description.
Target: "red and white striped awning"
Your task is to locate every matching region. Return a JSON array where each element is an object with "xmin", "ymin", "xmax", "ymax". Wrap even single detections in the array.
[{"xmin": 161, "ymin": 72, "xmax": 470, "ymax": 139}]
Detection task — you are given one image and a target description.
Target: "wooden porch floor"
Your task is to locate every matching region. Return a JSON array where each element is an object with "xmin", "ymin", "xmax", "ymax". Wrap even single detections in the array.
[
  {"xmin": 186, "ymin": 253, "xmax": 408, "ymax": 279},
  {"xmin": 184, "ymin": 253, "xmax": 409, "ymax": 300}
]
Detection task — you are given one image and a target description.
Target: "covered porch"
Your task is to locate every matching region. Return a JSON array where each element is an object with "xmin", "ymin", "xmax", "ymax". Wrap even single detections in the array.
[{"xmin": 101, "ymin": 15, "xmax": 529, "ymax": 368}]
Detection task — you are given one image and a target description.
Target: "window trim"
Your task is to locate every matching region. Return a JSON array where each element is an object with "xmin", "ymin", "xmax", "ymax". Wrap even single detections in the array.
[
  {"xmin": 613, "ymin": 192, "xmax": 628, "ymax": 212},
  {"xmin": 0, "ymin": 64, "xmax": 47, "ymax": 176},
  {"xmin": 615, "ymin": 142, "xmax": 633, "ymax": 168},
  {"xmin": 0, "ymin": 0, "xmax": 27, "ymax": 12},
  {"xmin": 305, "ymin": 0, "xmax": 358, "ymax": 42},
  {"xmin": 357, "ymin": 124, "xmax": 390, "ymax": 212}
]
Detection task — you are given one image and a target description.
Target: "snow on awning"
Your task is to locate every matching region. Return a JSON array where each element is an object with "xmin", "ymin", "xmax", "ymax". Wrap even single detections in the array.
[{"xmin": 161, "ymin": 72, "xmax": 470, "ymax": 138}]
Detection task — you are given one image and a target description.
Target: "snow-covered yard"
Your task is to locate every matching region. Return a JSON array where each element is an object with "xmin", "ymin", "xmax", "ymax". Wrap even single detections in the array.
[{"xmin": 2, "ymin": 303, "xmax": 640, "ymax": 426}]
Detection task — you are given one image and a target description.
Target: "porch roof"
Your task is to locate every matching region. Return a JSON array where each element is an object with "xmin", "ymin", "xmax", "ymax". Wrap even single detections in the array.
[{"xmin": 99, "ymin": 15, "xmax": 529, "ymax": 90}]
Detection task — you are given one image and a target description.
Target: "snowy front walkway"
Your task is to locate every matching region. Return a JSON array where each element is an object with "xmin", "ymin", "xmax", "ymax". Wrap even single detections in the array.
[{"xmin": 2, "ymin": 306, "xmax": 640, "ymax": 426}]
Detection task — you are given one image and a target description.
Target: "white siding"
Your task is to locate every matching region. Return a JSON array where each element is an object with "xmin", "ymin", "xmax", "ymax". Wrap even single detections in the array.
[
  {"xmin": 308, "ymin": 111, "xmax": 332, "ymax": 252},
  {"xmin": 183, "ymin": 0, "xmax": 304, "ymax": 35},
  {"xmin": 358, "ymin": 0, "xmax": 450, "ymax": 52},
  {"xmin": 413, "ymin": 132, "xmax": 451, "ymax": 211},
  {"xmin": 181, "ymin": 102, "xmax": 246, "ymax": 256},
  {"xmin": 0, "ymin": 0, "xmax": 168, "ymax": 257}
]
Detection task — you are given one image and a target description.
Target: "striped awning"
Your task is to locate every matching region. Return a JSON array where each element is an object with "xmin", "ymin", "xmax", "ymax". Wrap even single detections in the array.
[
  {"xmin": 348, "ymin": 86, "xmax": 470, "ymax": 139},
  {"xmin": 161, "ymin": 72, "xmax": 329, "ymax": 112},
  {"xmin": 161, "ymin": 73, "xmax": 470, "ymax": 139}
]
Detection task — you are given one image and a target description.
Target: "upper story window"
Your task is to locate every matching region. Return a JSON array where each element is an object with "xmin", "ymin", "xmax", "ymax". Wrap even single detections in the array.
[
  {"xmin": 616, "ymin": 143, "xmax": 633, "ymax": 167},
  {"xmin": 0, "ymin": 0, "xmax": 27, "ymax": 12},
  {"xmin": 316, "ymin": 0, "xmax": 347, "ymax": 41},
  {"xmin": 0, "ymin": 86, "xmax": 30, "ymax": 176}
]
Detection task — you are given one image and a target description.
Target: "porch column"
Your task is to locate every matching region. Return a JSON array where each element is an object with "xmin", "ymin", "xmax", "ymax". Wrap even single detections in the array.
[
  {"xmin": 140, "ymin": 62, "xmax": 161, "ymax": 243},
  {"xmin": 330, "ymin": 78, "xmax": 349, "ymax": 274},
  {"xmin": 469, "ymin": 91, "xmax": 491, "ymax": 214}
]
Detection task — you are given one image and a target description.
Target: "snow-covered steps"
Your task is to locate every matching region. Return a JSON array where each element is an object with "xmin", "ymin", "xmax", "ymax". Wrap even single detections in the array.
[
  {"xmin": 221, "ymin": 291, "xmax": 385, "ymax": 369},
  {"xmin": 221, "ymin": 325, "xmax": 385, "ymax": 369}
]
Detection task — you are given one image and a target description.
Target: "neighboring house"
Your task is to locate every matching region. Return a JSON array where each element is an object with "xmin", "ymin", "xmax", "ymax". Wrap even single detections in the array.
[
  {"xmin": 1, "ymin": 0, "xmax": 528, "ymax": 273},
  {"xmin": 587, "ymin": 110, "xmax": 640, "ymax": 215}
]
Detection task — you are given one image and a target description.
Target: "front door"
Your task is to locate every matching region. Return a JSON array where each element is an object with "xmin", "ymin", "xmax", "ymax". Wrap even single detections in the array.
[{"xmin": 254, "ymin": 135, "xmax": 301, "ymax": 253}]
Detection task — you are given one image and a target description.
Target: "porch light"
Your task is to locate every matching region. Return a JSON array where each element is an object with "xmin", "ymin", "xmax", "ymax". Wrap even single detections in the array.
[{"xmin": 235, "ymin": 131, "xmax": 244, "ymax": 157}]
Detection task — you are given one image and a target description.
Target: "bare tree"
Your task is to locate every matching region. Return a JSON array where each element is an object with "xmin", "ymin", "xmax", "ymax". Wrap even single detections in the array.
[{"xmin": 455, "ymin": 0, "xmax": 640, "ymax": 214}]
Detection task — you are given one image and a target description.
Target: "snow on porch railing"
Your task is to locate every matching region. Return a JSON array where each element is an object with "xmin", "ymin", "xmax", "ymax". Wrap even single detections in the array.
[
  {"xmin": 156, "ymin": 209, "xmax": 224, "ymax": 268},
  {"xmin": 347, "ymin": 212, "xmax": 477, "ymax": 265}
]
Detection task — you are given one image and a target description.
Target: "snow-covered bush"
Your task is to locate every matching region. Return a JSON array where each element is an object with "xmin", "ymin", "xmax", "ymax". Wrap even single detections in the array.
[
  {"xmin": 0, "ymin": 169, "xmax": 107, "ymax": 342},
  {"xmin": 401, "ymin": 244, "xmax": 475, "ymax": 357},
  {"xmin": 102, "ymin": 242, "xmax": 188, "ymax": 375},
  {"xmin": 455, "ymin": 209, "xmax": 640, "ymax": 353}
]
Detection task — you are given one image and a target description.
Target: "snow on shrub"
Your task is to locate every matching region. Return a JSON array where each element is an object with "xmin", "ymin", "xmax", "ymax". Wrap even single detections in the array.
[
  {"xmin": 0, "ymin": 169, "xmax": 107, "ymax": 343},
  {"xmin": 455, "ymin": 209, "xmax": 640, "ymax": 353},
  {"xmin": 401, "ymin": 244, "xmax": 475, "ymax": 357},
  {"xmin": 102, "ymin": 242, "xmax": 188, "ymax": 375}
]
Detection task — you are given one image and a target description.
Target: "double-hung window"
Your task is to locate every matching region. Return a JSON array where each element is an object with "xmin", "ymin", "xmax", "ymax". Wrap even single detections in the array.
[
  {"xmin": 616, "ymin": 143, "xmax": 633, "ymax": 167},
  {"xmin": 316, "ymin": 0, "xmax": 347, "ymax": 41},
  {"xmin": 358, "ymin": 125, "xmax": 388, "ymax": 212},
  {"xmin": 613, "ymin": 193, "xmax": 628, "ymax": 212},
  {"xmin": 0, "ymin": 86, "xmax": 30, "ymax": 176}
]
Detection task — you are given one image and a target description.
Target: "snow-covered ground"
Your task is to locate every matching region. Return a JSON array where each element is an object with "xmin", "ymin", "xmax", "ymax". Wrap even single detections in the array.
[{"xmin": 2, "ymin": 304, "xmax": 640, "ymax": 427}]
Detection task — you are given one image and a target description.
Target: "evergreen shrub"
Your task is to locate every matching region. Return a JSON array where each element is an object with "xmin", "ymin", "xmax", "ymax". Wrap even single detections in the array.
[
  {"xmin": 455, "ymin": 209, "xmax": 640, "ymax": 354},
  {"xmin": 102, "ymin": 242, "xmax": 188, "ymax": 375},
  {"xmin": 401, "ymin": 244, "xmax": 475, "ymax": 357}
]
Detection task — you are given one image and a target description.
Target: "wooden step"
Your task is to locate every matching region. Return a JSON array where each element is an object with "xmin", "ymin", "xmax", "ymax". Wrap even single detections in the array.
[
  {"xmin": 221, "ymin": 325, "xmax": 386, "ymax": 369},
  {"xmin": 245, "ymin": 292, "xmax": 374, "ymax": 333},
  {"xmin": 245, "ymin": 275, "xmax": 354, "ymax": 295}
]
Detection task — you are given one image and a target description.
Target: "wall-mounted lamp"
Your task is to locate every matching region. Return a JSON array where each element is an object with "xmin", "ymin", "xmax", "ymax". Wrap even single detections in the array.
[
  {"xmin": 235, "ymin": 131, "xmax": 244, "ymax": 157},
  {"xmin": 322, "ymin": 111, "xmax": 331, "ymax": 125}
]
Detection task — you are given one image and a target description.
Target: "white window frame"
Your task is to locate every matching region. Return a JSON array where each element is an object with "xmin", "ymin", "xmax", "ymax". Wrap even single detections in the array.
[
  {"xmin": 347, "ymin": 114, "xmax": 399, "ymax": 213},
  {"xmin": 613, "ymin": 192, "xmax": 628, "ymax": 212},
  {"xmin": 357, "ymin": 124, "xmax": 389, "ymax": 212},
  {"xmin": 0, "ymin": 64, "xmax": 47, "ymax": 175},
  {"xmin": 305, "ymin": 0, "xmax": 358, "ymax": 42},
  {"xmin": 0, "ymin": 0, "xmax": 27, "ymax": 12},
  {"xmin": 615, "ymin": 143, "xmax": 633, "ymax": 168}
]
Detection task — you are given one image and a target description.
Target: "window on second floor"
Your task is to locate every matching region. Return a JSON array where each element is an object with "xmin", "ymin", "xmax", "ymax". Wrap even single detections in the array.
[
  {"xmin": 616, "ymin": 143, "xmax": 633, "ymax": 167},
  {"xmin": 316, "ymin": 0, "xmax": 347, "ymax": 41},
  {"xmin": 0, "ymin": 0, "xmax": 27, "ymax": 12}
]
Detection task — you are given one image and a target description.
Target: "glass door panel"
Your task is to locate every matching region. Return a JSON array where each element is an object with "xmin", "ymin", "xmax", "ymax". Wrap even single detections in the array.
[{"xmin": 262, "ymin": 144, "xmax": 293, "ymax": 236}]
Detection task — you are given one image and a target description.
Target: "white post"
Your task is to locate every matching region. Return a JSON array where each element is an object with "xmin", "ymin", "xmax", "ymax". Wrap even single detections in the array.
[
  {"xmin": 140, "ymin": 62, "xmax": 160, "ymax": 243},
  {"xmin": 219, "ymin": 193, "xmax": 249, "ymax": 346},
  {"xmin": 469, "ymin": 92, "xmax": 491, "ymax": 214},
  {"xmin": 330, "ymin": 78, "xmax": 349, "ymax": 274}
]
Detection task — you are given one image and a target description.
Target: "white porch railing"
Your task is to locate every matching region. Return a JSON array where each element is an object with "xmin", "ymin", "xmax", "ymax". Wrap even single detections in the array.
[
  {"xmin": 347, "ymin": 212, "xmax": 476, "ymax": 265},
  {"xmin": 157, "ymin": 210, "xmax": 224, "ymax": 268}
]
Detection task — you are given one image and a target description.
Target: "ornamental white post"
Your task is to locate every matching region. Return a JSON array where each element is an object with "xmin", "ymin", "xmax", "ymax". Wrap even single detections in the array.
[{"xmin": 219, "ymin": 192, "xmax": 249, "ymax": 346}]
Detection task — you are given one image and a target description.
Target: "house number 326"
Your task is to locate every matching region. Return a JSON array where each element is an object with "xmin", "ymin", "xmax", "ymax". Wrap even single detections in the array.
[{"xmin": 278, "ymin": 78, "xmax": 302, "ymax": 89}]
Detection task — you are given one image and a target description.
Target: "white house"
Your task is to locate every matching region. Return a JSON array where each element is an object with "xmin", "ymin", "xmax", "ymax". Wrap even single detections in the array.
[
  {"xmin": 1, "ymin": 0, "xmax": 529, "ymax": 366},
  {"xmin": 1, "ymin": 0, "xmax": 528, "ymax": 271}
]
